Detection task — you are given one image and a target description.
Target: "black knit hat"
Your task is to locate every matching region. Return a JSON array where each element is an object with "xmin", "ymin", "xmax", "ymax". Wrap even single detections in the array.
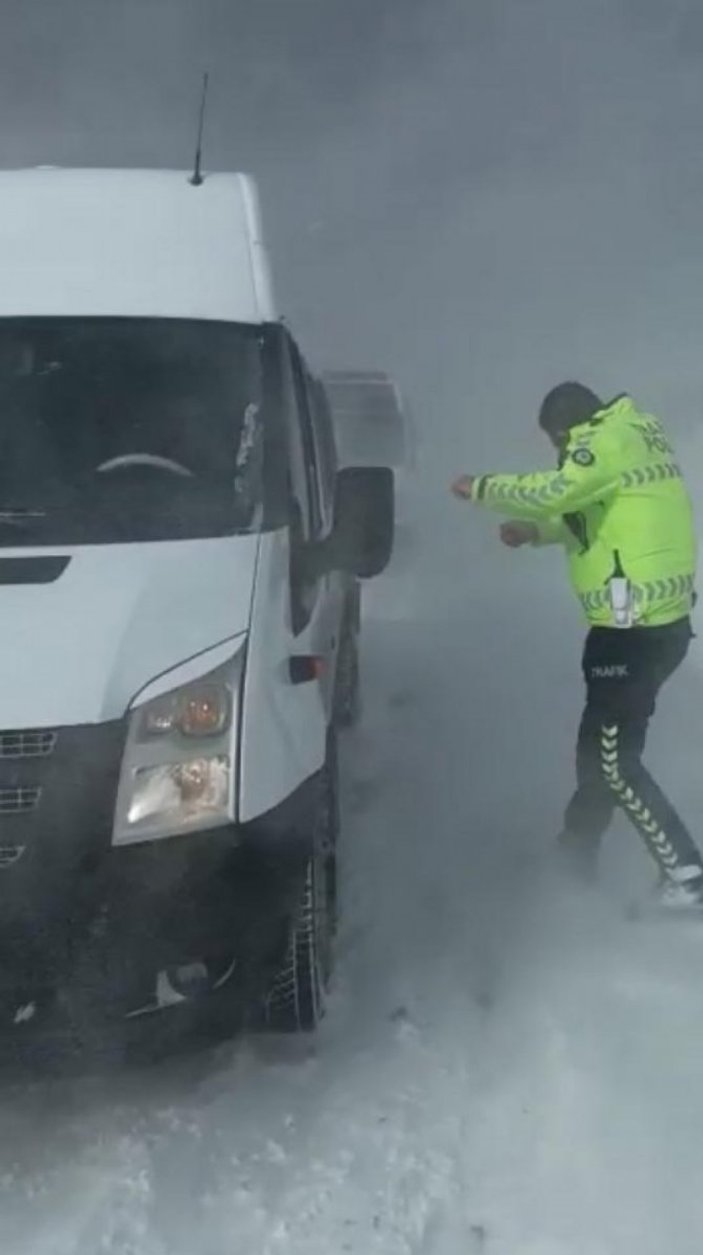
[{"xmin": 538, "ymin": 382, "xmax": 603, "ymax": 436}]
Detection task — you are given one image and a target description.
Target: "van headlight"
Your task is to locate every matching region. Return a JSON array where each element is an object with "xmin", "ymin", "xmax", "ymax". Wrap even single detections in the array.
[{"xmin": 112, "ymin": 648, "xmax": 244, "ymax": 846}]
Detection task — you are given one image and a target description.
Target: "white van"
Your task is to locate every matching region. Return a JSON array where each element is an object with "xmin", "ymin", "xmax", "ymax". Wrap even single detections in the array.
[{"xmin": 0, "ymin": 168, "xmax": 393, "ymax": 1045}]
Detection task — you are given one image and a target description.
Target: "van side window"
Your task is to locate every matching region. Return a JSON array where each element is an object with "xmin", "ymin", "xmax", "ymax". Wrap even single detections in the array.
[
  {"xmin": 283, "ymin": 336, "xmax": 323, "ymax": 634},
  {"xmin": 289, "ymin": 343, "xmax": 322, "ymax": 539},
  {"xmin": 309, "ymin": 380, "xmax": 338, "ymax": 536}
]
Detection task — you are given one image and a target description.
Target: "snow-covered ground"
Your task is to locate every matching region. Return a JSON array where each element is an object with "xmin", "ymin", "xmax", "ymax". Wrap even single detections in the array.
[{"xmin": 2, "ymin": 490, "xmax": 703, "ymax": 1255}]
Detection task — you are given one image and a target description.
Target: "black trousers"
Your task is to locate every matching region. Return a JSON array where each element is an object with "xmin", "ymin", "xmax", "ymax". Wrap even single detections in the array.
[{"xmin": 564, "ymin": 617, "xmax": 703, "ymax": 880}]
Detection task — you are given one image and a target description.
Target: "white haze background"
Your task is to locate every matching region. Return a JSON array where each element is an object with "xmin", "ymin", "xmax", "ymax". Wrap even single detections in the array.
[{"xmin": 2, "ymin": 1, "xmax": 703, "ymax": 1251}]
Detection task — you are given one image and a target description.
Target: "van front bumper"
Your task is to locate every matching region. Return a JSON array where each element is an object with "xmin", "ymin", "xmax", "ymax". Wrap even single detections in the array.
[{"xmin": 0, "ymin": 715, "xmax": 318, "ymax": 1032}]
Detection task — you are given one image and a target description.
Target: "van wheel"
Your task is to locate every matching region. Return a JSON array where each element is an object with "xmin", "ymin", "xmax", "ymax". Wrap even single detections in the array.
[
  {"xmin": 335, "ymin": 622, "xmax": 361, "ymax": 728},
  {"xmin": 321, "ymin": 729, "xmax": 340, "ymax": 929},
  {"xmin": 263, "ymin": 752, "xmax": 338, "ymax": 1032}
]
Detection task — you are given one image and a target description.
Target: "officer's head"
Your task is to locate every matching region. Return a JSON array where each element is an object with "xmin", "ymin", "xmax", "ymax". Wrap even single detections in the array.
[{"xmin": 538, "ymin": 382, "xmax": 602, "ymax": 449}]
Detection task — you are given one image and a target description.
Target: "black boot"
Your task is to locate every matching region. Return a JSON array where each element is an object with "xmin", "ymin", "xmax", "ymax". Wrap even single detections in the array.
[{"xmin": 654, "ymin": 868, "xmax": 703, "ymax": 910}]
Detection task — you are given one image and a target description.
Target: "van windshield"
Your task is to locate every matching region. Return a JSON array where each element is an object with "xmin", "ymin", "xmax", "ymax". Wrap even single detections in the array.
[{"xmin": 0, "ymin": 317, "xmax": 266, "ymax": 546}]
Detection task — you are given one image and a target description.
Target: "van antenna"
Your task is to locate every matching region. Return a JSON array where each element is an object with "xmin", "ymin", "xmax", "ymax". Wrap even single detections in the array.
[{"xmin": 190, "ymin": 72, "xmax": 210, "ymax": 186}]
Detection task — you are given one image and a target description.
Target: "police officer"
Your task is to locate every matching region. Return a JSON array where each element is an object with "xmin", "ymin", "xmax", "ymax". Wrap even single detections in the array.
[{"xmin": 452, "ymin": 382, "xmax": 703, "ymax": 906}]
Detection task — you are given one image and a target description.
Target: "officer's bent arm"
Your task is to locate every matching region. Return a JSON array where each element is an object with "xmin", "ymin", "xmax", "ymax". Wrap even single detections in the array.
[{"xmin": 471, "ymin": 442, "xmax": 620, "ymax": 522}]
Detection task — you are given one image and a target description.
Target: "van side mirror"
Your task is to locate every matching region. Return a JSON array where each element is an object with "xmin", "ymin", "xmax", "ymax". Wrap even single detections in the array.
[{"xmin": 329, "ymin": 466, "xmax": 394, "ymax": 578}]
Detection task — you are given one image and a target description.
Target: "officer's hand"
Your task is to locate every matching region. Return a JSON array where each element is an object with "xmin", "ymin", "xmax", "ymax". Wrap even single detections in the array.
[
  {"xmin": 500, "ymin": 520, "xmax": 539, "ymax": 548},
  {"xmin": 451, "ymin": 474, "xmax": 475, "ymax": 500}
]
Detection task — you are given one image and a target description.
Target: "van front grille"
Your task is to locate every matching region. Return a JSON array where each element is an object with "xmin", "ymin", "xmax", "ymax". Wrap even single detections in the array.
[
  {"xmin": 0, "ymin": 787, "xmax": 41, "ymax": 814},
  {"xmin": 0, "ymin": 845, "xmax": 25, "ymax": 867},
  {"xmin": 0, "ymin": 731, "xmax": 57, "ymax": 760}
]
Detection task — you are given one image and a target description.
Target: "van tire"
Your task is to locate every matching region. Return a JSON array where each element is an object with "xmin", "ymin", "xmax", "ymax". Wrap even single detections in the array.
[
  {"xmin": 263, "ymin": 747, "xmax": 338, "ymax": 1032},
  {"xmin": 334, "ymin": 620, "xmax": 361, "ymax": 728}
]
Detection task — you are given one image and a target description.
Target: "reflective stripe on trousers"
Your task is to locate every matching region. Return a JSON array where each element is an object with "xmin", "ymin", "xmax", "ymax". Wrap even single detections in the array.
[{"xmin": 599, "ymin": 723, "xmax": 697, "ymax": 880}]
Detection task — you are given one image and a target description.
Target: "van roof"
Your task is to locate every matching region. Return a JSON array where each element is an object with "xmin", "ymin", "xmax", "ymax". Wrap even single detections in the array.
[{"xmin": 0, "ymin": 167, "xmax": 277, "ymax": 323}]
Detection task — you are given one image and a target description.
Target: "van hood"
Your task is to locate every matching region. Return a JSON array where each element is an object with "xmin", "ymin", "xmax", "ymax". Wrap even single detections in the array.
[{"xmin": 0, "ymin": 535, "xmax": 260, "ymax": 729}]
